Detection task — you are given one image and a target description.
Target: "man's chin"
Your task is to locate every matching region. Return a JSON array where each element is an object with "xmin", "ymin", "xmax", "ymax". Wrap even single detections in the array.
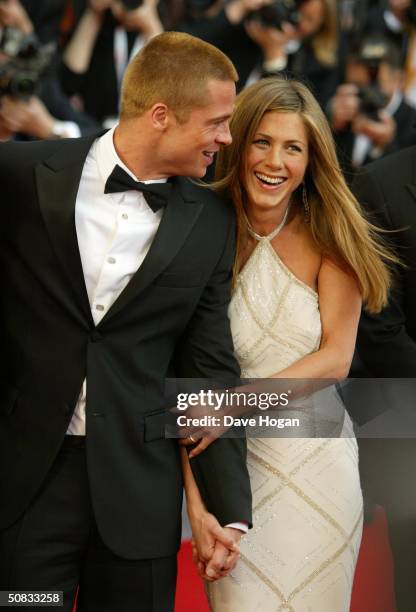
[{"xmin": 189, "ymin": 167, "xmax": 207, "ymax": 179}]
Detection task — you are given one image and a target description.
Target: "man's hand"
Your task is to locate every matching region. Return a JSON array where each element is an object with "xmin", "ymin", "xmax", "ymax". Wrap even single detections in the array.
[
  {"xmin": 111, "ymin": 0, "xmax": 163, "ymax": 37},
  {"xmin": 389, "ymin": 0, "xmax": 411, "ymax": 22},
  {"xmin": 226, "ymin": 0, "xmax": 271, "ymax": 25},
  {"xmin": 190, "ymin": 511, "xmax": 242, "ymax": 581},
  {"xmin": 0, "ymin": 95, "xmax": 55, "ymax": 139},
  {"xmin": 0, "ymin": 0, "xmax": 33, "ymax": 34},
  {"xmin": 352, "ymin": 111, "xmax": 396, "ymax": 150},
  {"xmin": 88, "ymin": 0, "xmax": 113, "ymax": 14},
  {"xmin": 245, "ymin": 19, "xmax": 296, "ymax": 61}
]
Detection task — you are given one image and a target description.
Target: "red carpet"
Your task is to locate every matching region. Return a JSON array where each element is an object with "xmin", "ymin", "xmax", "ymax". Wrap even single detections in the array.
[{"xmin": 175, "ymin": 506, "xmax": 396, "ymax": 612}]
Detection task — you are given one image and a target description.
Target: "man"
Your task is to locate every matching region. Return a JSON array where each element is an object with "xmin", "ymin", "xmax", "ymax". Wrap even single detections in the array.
[
  {"xmin": 351, "ymin": 145, "xmax": 416, "ymax": 611},
  {"xmin": 331, "ymin": 37, "xmax": 416, "ymax": 183},
  {"xmin": 0, "ymin": 32, "xmax": 252, "ymax": 611}
]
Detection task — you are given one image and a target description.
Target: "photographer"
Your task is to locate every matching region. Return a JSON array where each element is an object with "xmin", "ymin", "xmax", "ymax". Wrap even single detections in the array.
[
  {"xmin": 330, "ymin": 37, "xmax": 416, "ymax": 180},
  {"xmin": 243, "ymin": 0, "xmax": 344, "ymax": 108},
  {"xmin": 61, "ymin": 0, "xmax": 164, "ymax": 126},
  {"xmin": 362, "ymin": 0, "xmax": 416, "ymax": 106},
  {"xmin": 0, "ymin": 0, "xmax": 99, "ymax": 140}
]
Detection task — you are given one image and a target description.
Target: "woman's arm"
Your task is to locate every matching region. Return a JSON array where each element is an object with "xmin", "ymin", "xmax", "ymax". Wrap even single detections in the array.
[
  {"xmin": 63, "ymin": 2, "xmax": 110, "ymax": 74},
  {"xmin": 272, "ymin": 257, "xmax": 362, "ymax": 380}
]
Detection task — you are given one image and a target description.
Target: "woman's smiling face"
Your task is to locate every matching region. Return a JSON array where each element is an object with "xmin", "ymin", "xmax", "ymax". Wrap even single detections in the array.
[{"xmin": 242, "ymin": 111, "xmax": 309, "ymax": 215}]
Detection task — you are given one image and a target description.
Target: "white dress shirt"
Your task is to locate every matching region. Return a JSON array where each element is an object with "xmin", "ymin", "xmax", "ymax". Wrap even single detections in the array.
[{"xmin": 68, "ymin": 126, "xmax": 165, "ymax": 435}]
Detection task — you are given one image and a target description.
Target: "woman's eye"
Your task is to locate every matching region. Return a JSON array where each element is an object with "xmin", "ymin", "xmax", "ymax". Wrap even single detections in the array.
[
  {"xmin": 253, "ymin": 139, "xmax": 269, "ymax": 146},
  {"xmin": 288, "ymin": 144, "xmax": 302, "ymax": 152}
]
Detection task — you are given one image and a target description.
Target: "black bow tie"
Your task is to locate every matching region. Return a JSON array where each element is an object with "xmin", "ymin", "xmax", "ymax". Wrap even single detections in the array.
[{"xmin": 104, "ymin": 164, "xmax": 172, "ymax": 212}]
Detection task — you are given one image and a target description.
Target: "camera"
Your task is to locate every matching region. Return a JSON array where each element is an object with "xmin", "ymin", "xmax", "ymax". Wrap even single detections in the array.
[
  {"xmin": 246, "ymin": 0, "xmax": 302, "ymax": 31},
  {"xmin": 357, "ymin": 86, "xmax": 388, "ymax": 121},
  {"xmin": 120, "ymin": 0, "xmax": 143, "ymax": 9},
  {"xmin": 0, "ymin": 28, "xmax": 55, "ymax": 99},
  {"xmin": 353, "ymin": 37, "xmax": 392, "ymax": 120}
]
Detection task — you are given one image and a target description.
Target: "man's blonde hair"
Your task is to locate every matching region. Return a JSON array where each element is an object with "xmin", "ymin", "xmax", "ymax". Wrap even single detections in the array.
[{"xmin": 120, "ymin": 31, "xmax": 238, "ymax": 123}]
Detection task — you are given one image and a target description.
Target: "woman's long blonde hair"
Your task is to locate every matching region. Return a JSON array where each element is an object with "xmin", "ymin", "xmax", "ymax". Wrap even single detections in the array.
[{"xmin": 213, "ymin": 77, "xmax": 397, "ymax": 314}]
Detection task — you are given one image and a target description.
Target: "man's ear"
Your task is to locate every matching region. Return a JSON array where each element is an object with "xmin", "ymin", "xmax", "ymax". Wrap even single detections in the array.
[{"xmin": 150, "ymin": 103, "xmax": 170, "ymax": 130}]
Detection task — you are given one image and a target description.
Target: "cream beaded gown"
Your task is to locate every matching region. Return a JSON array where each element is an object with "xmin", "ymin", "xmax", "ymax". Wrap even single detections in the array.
[{"xmin": 207, "ymin": 234, "xmax": 363, "ymax": 612}]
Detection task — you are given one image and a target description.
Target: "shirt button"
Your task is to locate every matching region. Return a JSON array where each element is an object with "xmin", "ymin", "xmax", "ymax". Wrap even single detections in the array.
[
  {"xmin": 95, "ymin": 304, "xmax": 105, "ymax": 312},
  {"xmin": 107, "ymin": 256, "xmax": 116, "ymax": 264},
  {"xmin": 121, "ymin": 213, "xmax": 128, "ymax": 220}
]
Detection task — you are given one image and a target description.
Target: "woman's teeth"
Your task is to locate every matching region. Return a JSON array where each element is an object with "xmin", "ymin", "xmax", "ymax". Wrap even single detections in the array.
[{"xmin": 255, "ymin": 172, "xmax": 285, "ymax": 185}]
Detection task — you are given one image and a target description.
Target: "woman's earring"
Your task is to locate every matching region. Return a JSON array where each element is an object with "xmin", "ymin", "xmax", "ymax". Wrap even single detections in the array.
[{"xmin": 302, "ymin": 183, "xmax": 310, "ymax": 222}]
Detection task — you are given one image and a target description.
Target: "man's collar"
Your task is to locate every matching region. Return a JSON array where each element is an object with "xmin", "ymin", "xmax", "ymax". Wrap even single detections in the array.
[{"xmin": 95, "ymin": 125, "xmax": 168, "ymax": 185}]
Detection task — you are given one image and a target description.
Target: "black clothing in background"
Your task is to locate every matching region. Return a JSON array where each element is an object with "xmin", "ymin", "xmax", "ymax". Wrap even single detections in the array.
[
  {"xmin": 60, "ymin": 10, "xmax": 135, "ymax": 124},
  {"xmin": 351, "ymin": 146, "xmax": 416, "ymax": 612}
]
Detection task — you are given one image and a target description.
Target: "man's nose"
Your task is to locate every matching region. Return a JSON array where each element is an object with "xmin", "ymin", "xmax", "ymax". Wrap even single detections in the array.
[{"xmin": 217, "ymin": 122, "xmax": 232, "ymax": 146}]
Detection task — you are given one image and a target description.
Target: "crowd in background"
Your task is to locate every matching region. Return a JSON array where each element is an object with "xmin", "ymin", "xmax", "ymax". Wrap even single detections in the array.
[{"xmin": 1, "ymin": 0, "xmax": 416, "ymax": 182}]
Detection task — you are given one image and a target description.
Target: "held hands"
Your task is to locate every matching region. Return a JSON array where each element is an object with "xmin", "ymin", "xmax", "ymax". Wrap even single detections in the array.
[{"xmin": 189, "ymin": 510, "xmax": 243, "ymax": 581}]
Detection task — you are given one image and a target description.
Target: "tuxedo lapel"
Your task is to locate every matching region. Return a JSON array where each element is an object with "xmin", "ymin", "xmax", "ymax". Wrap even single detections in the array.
[
  {"xmin": 99, "ymin": 177, "xmax": 204, "ymax": 325},
  {"xmin": 35, "ymin": 134, "xmax": 102, "ymax": 326}
]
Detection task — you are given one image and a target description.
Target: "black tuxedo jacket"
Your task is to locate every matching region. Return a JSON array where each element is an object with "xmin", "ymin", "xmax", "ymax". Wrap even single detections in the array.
[
  {"xmin": 352, "ymin": 145, "xmax": 416, "ymax": 376},
  {"xmin": 0, "ymin": 134, "xmax": 252, "ymax": 559}
]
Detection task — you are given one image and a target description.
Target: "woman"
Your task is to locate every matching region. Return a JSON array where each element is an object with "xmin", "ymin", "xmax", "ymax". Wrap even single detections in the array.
[{"xmin": 181, "ymin": 77, "xmax": 395, "ymax": 611}]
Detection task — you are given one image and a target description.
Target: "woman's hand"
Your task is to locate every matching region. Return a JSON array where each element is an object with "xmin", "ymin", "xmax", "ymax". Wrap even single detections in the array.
[
  {"xmin": 189, "ymin": 510, "xmax": 242, "ymax": 581},
  {"xmin": 179, "ymin": 433, "xmax": 217, "ymax": 458}
]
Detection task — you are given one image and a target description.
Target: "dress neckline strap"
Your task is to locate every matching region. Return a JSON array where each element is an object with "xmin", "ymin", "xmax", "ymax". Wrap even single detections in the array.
[{"xmin": 246, "ymin": 202, "xmax": 291, "ymax": 242}]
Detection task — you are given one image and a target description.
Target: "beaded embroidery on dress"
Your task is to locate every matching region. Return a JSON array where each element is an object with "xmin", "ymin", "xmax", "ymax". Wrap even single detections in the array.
[{"xmin": 207, "ymin": 238, "xmax": 363, "ymax": 612}]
